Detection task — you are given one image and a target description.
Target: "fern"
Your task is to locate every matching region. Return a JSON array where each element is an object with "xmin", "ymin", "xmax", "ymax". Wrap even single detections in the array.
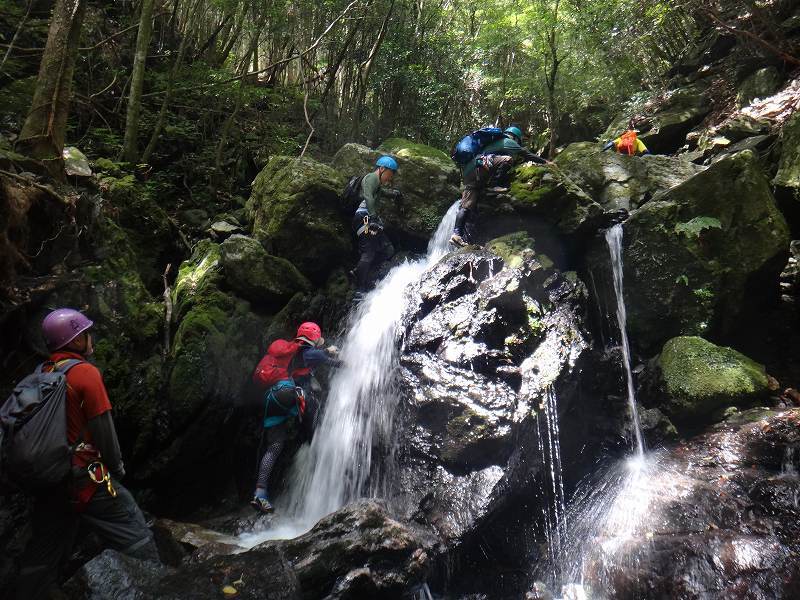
[{"xmin": 674, "ymin": 216, "xmax": 722, "ymax": 238}]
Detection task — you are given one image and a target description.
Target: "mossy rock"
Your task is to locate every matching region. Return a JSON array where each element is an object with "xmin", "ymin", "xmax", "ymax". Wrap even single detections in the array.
[
  {"xmin": 655, "ymin": 336, "xmax": 769, "ymax": 422},
  {"xmin": 615, "ymin": 150, "xmax": 789, "ymax": 353},
  {"xmin": 554, "ymin": 141, "xmax": 705, "ymax": 211},
  {"xmin": 331, "ymin": 141, "xmax": 460, "ymax": 246},
  {"xmin": 774, "ymin": 111, "xmax": 800, "ymax": 189},
  {"xmin": 486, "ymin": 231, "xmax": 553, "ymax": 269},
  {"xmin": 506, "ymin": 161, "xmax": 602, "ymax": 235},
  {"xmin": 377, "ymin": 137, "xmax": 451, "ymax": 167},
  {"xmin": 167, "ymin": 240, "xmax": 266, "ymax": 432},
  {"xmin": 246, "ymin": 155, "xmax": 349, "ymax": 282},
  {"xmin": 219, "ymin": 234, "xmax": 310, "ymax": 307}
]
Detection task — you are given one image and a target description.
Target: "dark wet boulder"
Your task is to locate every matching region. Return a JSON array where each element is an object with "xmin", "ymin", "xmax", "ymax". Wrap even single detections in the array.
[
  {"xmin": 220, "ymin": 234, "xmax": 310, "ymax": 307},
  {"xmin": 247, "ymin": 155, "xmax": 349, "ymax": 282},
  {"xmin": 65, "ymin": 500, "xmax": 437, "ymax": 600},
  {"xmin": 330, "ymin": 140, "xmax": 460, "ymax": 247},
  {"xmin": 395, "ymin": 247, "xmax": 591, "ymax": 552},
  {"xmin": 641, "ymin": 336, "xmax": 771, "ymax": 426},
  {"xmin": 590, "ymin": 150, "xmax": 790, "ymax": 354},
  {"xmin": 578, "ymin": 409, "xmax": 800, "ymax": 599},
  {"xmin": 554, "ymin": 142, "xmax": 705, "ymax": 211}
]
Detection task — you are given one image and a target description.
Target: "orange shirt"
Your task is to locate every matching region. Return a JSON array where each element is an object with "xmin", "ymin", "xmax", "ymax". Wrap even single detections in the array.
[{"xmin": 48, "ymin": 351, "xmax": 112, "ymax": 444}]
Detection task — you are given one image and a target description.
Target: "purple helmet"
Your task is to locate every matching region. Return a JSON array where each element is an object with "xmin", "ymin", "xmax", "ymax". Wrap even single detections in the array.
[{"xmin": 42, "ymin": 308, "xmax": 94, "ymax": 351}]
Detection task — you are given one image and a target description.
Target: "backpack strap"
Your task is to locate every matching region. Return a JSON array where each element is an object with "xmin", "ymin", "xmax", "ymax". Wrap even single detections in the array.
[{"xmin": 54, "ymin": 359, "xmax": 85, "ymax": 374}]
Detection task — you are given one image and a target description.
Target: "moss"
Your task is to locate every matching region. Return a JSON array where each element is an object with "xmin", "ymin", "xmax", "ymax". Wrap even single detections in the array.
[
  {"xmin": 441, "ymin": 407, "xmax": 493, "ymax": 464},
  {"xmin": 486, "ymin": 231, "xmax": 535, "ymax": 269},
  {"xmin": 658, "ymin": 336, "xmax": 769, "ymax": 421},
  {"xmin": 377, "ymin": 137, "xmax": 450, "ymax": 165}
]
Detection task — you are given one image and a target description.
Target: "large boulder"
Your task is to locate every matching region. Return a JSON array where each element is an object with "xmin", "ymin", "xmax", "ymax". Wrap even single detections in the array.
[
  {"xmin": 502, "ymin": 162, "xmax": 603, "ymax": 236},
  {"xmin": 554, "ymin": 142, "xmax": 705, "ymax": 211},
  {"xmin": 330, "ymin": 139, "xmax": 460, "ymax": 246},
  {"xmin": 247, "ymin": 156, "xmax": 349, "ymax": 282},
  {"xmin": 219, "ymin": 234, "xmax": 310, "ymax": 307},
  {"xmin": 643, "ymin": 336, "xmax": 771, "ymax": 424},
  {"xmin": 737, "ymin": 66, "xmax": 782, "ymax": 108},
  {"xmin": 593, "ymin": 150, "xmax": 789, "ymax": 353},
  {"xmin": 603, "ymin": 84, "xmax": 713, "ymax": 154},
  {"xmin": 394, "ymin": 247, "xmax": 593, "ymax": 569},
  {"xmin": 133, "ymin": 240, "xmax": 266, "ymax": 513},
  {"xmin": 569, "ymin": 409, "xmax": 800, "ymax": 599},
  {"xmin": 64, "ymin": 500, "xmax": 437, "ymax": 599}
]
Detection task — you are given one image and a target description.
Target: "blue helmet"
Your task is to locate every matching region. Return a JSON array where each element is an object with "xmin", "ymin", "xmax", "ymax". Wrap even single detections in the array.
[
  {"xmin": 504, "ymin": 126, "xmax": 523, "ymax": 142},
  {"xmin": 375, "ymin": 155, "xmax": 398, "ymax": 171}
]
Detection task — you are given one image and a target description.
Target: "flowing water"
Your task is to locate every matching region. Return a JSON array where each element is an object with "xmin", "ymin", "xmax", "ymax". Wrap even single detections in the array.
[
  {"xmin": 240, "ymin": 202, "xmax": 459, "ymax": 545},
  {"xmin": 535, "ymin": 225, "xmax": 653, "ymax": 597},
  {"xmin": 537, "ymin": 387, "xmax": 567, "ymax": 582},
  {"xmin": 605, "ymin": 224, "xmax": 645, "ymax": 456}
]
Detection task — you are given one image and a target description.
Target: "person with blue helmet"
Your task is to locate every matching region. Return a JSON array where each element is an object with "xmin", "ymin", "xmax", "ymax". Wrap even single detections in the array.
[
  {"xmin": 351, "ymin": 155, "xmax": 403, "ymax": 296},
  {"xmin": 451, "ymin": 126, "xmax": 548, "ymax": 246}
]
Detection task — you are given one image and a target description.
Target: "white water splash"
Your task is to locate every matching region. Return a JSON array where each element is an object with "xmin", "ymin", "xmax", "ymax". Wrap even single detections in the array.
[
  {"xmin": 242, "ymin": 202, "xmax": 459, "ymax": 543},
  {"xmin": 537, "ymin": 387, "xmax": 567, "ymax": 581},
  {"xmin": 605, "ymin": 224, "xmax": 645, "ymax": 457}
]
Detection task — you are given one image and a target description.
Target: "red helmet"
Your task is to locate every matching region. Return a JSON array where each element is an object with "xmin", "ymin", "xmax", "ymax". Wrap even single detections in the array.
[{"xmin": 296, "ymin": 322, "xmax": 324, "ymax": 347}]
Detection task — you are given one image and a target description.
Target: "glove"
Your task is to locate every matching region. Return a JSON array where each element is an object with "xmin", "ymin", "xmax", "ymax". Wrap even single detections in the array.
[
  {"xmin": 296, "ymin": 389, "xmax": 306, "ymax": 417},
  {"xmin": 326, "ymin": 345, "xmax": 339, "ymax": 357},
  {"xmin": 390, "ymin": 188, "xmax": 404, "ymax": 202},
  {"xmin": 601, "ymin": 141, "xmax": 615, "ymax": 152}
]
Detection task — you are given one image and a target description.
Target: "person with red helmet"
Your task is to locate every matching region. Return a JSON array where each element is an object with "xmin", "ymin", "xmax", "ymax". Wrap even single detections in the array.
[
  {"xmin": 250, "ymin": 321, "xmax": 339, "ymax": 513},
  {"xmin": 13, "ymin": 308, "xmax": 159, "ymax": 600}
]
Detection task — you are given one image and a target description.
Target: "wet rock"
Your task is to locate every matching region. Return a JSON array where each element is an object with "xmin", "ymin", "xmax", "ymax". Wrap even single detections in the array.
[
  {"xmin": 63, "ymin": 550, "xmax": 171, "ymax": 599},
  {"xmin": 643, "ymin": 336, "xmax": 771, "ymax": 425},
  {"xmin": 330, "ymin": 140, "xmax": 460, "ymax": 246},
  {"xmin": 395, "ymin": 247, "xmax": 591, "ymax": 560},
  {"xmin": 716, "ymin": 114, "xmax": 771, "ymax": 142},
  {"xmin": 594, "ymin": 150, "xmax": 790, "ymax": 353},
  {"xmin": 579, "ymin": 409, "xmax": 800, "ymax": 599},
  {"xmin": 554, "ymin": 142, "xmax": 704, "ymax": 211},
  {"xmin": 208, "ymin": 220, "xmax": 241, "ymax": 239},
  {"xmin": 247, "ymin": 155, "xmax": 349, "ymax": 282},
  {"xmin": 220, "ymin": 234, "xmax": 310, "ymax": 307},
  {"xmin": 178, "ymin": 208, "xmax": 210, "ymax": 230},
  {"xmin": 486, "ymin": 231, "xmax": 553, "ymax": 270}
]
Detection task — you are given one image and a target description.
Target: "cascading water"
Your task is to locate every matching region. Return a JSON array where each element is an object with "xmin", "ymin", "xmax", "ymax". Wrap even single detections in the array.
[
  {"xmin": 536, "ymin": 387, "xmax": 567, "ymax": 583},
  {"xmin": 243, "ymin": 202, "xmax": 459, "ymax": 543},
  {"xmin": 605, "ymin": 224, "xmax": 645, "ymax": 456}
]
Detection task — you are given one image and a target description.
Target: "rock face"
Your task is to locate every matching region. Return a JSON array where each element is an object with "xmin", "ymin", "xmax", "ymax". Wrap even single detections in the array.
[
  {"xmin": 554, "ymin": 142, "xmax": 705, "ymax": 211},
  {"xmin": 220, "ymin": 234, "xmax": 310, "ymax": 307},
  {"xmin": 577, "ymin": 409, "xmax": 800, "ymax": 599},
  {"xmin": 643, "ymin": 336, "xmax": 770, "ymax": 425},
  {"xmin": 64, "ymin": 500, "xmax": 438, "ymax": 600},
  {"xmin": 247, "ymin": 155, "xmax": 349, "ymax": 282},
  {"xmin": 393, "ymin": 247, "xmax": 592, "ymax": 560},
  {"xmin": 774, "ymin": 110, "xmax": 800, "ymax": 190},
  {"xmin": 595, "ymin": 150, "xmax": 789, "ymax": 353},
  {"xmin": 330, "ymin": 139, "xmax": 460, "ymax": 246},
  {"xmin": 737, "ymin": 66, "xmax": 782, "ymax": 108},
  {"xmin": 603, "ymin": 84, "xmax": 712, "ymax": 154}
]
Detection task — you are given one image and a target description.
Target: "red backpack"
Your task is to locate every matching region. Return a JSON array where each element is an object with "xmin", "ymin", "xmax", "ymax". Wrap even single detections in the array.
[
  {"xmin": 617, "ymin": 130, "xmax": 638, "ymax": 155},
  {"xmin": 253, "ymin": 340, "xmax": 301, "ymax": 388}
]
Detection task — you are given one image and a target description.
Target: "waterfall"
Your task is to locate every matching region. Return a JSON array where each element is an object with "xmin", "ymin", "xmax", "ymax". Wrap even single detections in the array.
[
  {"xmin": 244, "ymin": 202, "xmax": 459, "ymax": 542},
  {"xmin": 605, "ymin": 224, "xmax": 645, "ymax": 457},
  {"xmin": 537, "ymin": 387, "xmax": 567, "ymax": 583}
]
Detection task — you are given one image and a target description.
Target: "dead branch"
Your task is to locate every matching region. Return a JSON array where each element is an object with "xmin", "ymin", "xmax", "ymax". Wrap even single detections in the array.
[
  {"xmin": 0, "ymin": 169, "xmax": 67, "ymax": 203},
  {"xmin": 703, "ymin": 9, "xmax": 800, "ymax": 67}
]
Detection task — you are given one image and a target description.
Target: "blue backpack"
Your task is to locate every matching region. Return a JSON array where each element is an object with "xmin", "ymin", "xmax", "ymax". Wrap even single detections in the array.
[{"xmin": 451, "ymin": 127, "xmax": 505, "ymax": 166}]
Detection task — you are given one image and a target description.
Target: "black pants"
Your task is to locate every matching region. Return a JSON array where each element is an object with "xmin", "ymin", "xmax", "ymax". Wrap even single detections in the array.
[
  {"xmin": 14, "ymin": 481, "xmax": 159, "ymax": 600},
  {"xmin": 352, "ymin": 215, "xmax": 394, "ymax": 292}
]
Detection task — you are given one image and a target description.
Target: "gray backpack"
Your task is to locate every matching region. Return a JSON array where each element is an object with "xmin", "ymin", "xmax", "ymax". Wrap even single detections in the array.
[{"xmin": 0, "ymin": 359, "xmax": 83, "ymax": 490}]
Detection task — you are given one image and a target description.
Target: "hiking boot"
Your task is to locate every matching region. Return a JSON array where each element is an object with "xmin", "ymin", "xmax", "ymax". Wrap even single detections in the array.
[
  {"xmin": 450, "ymin": 234, "xmax": 467, "ymax": 247},
  {"xmin": 250, "ymin": 495, "xmax": 274, "ymax": 514}
]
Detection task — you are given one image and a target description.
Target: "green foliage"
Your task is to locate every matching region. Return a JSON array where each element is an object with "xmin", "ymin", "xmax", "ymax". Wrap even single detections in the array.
[{"xmin": 674, "ymin": 216, "xmax": 723, "ymax": 238}]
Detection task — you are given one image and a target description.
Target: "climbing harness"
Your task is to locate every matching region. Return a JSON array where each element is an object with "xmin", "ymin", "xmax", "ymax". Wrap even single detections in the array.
[
  {"xmin": 87, "ymin": 461, "xmax": 117, "ymax": 497},
  {"xmin": 356, "ymin": 214, "xmax": 377, "ymax": 236}
]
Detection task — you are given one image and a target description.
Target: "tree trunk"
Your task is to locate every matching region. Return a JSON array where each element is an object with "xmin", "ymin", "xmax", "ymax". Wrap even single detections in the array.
[
  {"xmin": 16, "ymin": 0, "xmax": 86, "ymax": 175},
  {"xmin": 120, "ymin": 0, "xmax": 156, "ymax": 163}
]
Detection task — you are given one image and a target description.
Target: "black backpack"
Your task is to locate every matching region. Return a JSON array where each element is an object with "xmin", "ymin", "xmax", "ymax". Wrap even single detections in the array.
[
  {"xmin": 0, "ymin": 359, "xmax": 83, "ymax": 490},
  {"xmin": 342, "ymin": 175, "xmax": 364, "ymax": 214}
]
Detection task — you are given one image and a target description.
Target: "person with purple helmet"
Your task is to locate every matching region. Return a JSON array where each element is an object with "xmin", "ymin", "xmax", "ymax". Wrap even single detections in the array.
[{"xmin": 13, "ymin": 308, "xmax": 159, "ymax": 600}]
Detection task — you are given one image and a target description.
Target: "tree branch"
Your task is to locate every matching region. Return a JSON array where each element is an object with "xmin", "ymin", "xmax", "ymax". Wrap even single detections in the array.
[{"xmin": 703, "ymin": 8, "xmax": 800, "ymax": 67}]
